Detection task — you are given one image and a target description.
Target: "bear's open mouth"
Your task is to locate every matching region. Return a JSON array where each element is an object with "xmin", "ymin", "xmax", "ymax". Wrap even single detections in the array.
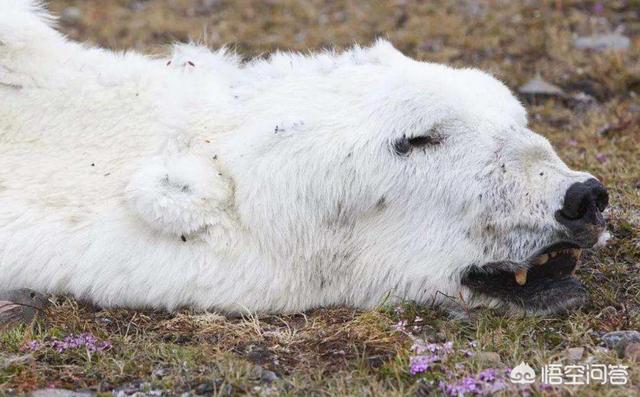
[{"xmin": 461, "ymin": 241, "xmax": 588, "ymax": 313}]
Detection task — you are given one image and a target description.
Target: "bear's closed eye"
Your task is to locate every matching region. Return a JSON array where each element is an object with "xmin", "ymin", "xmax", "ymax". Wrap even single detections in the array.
[{"xmin": 393, "ymin": 133, "xmax": 443, "ymax": 155}]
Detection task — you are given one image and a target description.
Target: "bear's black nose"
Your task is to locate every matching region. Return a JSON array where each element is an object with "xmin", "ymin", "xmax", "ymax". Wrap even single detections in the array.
[{"xmin": 556, "ymin": 178, "xmax": 608, "ymax": 230}]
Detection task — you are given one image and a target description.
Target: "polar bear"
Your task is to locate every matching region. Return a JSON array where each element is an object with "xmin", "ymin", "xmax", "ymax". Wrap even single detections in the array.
[{"xmin": 0, "ymin": 1, "xmax": 609, "ymax": 315}]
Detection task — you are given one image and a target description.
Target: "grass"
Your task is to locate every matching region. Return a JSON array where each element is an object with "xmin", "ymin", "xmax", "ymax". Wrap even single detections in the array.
[{"xmin": 1, "ymin": 0, "xmax": 639, "ymax": 395}]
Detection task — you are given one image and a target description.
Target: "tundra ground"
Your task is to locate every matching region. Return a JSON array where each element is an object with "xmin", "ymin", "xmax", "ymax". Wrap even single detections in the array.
[{"xmin": 1, "ymin": 1, "xmax": 639, "ymax": 396}]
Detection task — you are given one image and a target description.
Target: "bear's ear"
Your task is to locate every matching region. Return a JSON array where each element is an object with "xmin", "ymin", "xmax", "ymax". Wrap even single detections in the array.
[{"xmin": 125, "ymin": 153, "xmax": 234, "ymax": 238}]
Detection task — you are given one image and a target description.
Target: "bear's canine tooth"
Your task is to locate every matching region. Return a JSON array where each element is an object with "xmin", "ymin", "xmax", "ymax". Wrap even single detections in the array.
[
  {"xmin": 515, "ymin": 268, "xmax": 527, "ymax": 285},
  {"xmin": 534, "ymin": 254, "xmax": 549, "ymax": 265}
]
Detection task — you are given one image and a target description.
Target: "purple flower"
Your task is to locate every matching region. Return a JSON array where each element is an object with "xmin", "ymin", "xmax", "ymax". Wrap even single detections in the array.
[
  {"xmin": 394, "ymin": 320, "xmax": 407, "ymax": 332},
  {"xmin": 478, "ymin": 368, "xmax": 497, "ymax": 382},
  {"xmin": 487, "ymin": 379, "xmax": 507, "ymax": 394},
  {"xmin": 539, "ymin": 383, "xmax": 556, "ymax": 392},
  {"xmin": 593, "ymin": 2, "xmax": 604, "ymax": 14},
  {"xmin": 439, "ymin": 377, "xmax": 482, "ymax": 396},
  {"xmin": 439, "ymin": 368, "xmax": 508, "ymax": 396},
  {"xmin": 412, "ymin": 340, "xmax": 453, "ymax": 355},
  {"xmin": 425, "ymin": 343, "xmax": 440, "ymax": 353},
  {"xmin": 409, "ymin": 354, "xmax": 439, "ymax": 375},
  {"xmin": 37, "ymin": 333, "xmax": 111, "ymax": 353},
  {"xmin": 25, "ymin": 340, "xmax": 41, "ymax": 351},
  {"xmin": 409, "ymin": 340, "xmax": 456, "ymax": 375}
]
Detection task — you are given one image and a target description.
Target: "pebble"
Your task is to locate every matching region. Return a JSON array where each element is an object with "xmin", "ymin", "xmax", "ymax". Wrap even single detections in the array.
[
  {"xmin": 194, "ymin": 383, "xmax": 214, "ymax": 394},
  {"xmin": 0, "ymin": 289, "xmax": 48, "ymax": 328},
  {"xmin": 261, "ymin": 369, "xmax": 278, "ymax": 382},
  {"xmin": 602, "ymin": 330, "xmax": 640, "ymax": 355},
  {"xmin": 59, "ymin": 7, "xmax": 82, "ymax": 25},
  {"xmin": 1, "ymin": 354, "xmax": 32, "ymax": 369},
  {"xmin": 624, "ymin": 343, "xmax": 640, "ymax": 362},
  {"xmin": 519, "ymin": 76, "xmax": 565, "ymax": 96},
  {"xmin": 151, "ymin": 368, "xmax": 170, "ymax": 378},
  {"xmin": 573, "ymin": 34, "xmax": 631, "ymax": 51},
  {"xmin": 474, "ymin": 351, "xmax": 502, "ymax": 365},
  {"xmin": 566, "ymin": 347, "xmax": 584, "ymax": 361},
  {"xmin": 31, "ymin": 390, "xmax": 95, "ymax": 397}
]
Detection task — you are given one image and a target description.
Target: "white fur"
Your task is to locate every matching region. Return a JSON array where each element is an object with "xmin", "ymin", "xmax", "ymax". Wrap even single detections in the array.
[{"xmin": 0, "ymin": 1, "xmax": 599, "ymax": 313}]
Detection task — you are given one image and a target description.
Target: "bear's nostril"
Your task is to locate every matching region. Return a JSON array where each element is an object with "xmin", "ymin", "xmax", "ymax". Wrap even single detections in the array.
[
  {"xmin": 557, "ymin": 178, "xmax": 608, "ymax": 224},
  {"xmin": 594, "ymin": 187, "xmax": 609, "ymax": 213},
  {"xmin": 561, "ymin": 194, "xmax": 589, "ymax": 220}
]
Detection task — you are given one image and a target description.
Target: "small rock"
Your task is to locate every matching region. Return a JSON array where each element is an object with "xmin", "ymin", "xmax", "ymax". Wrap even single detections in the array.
[
  {"xmin": 112, "ymin": 381, "xmax": 148, "ymax": 396},
  {"xmin": 0, "ymin": 289, "xmax": 47, "ymax": 308},
  {"xmin": 573, "ymin": 34, "xmax": 631, "ymax": 51},
  {"xmin": 571, "ymin": 92, "xmax": 596, "ymax": 103},
  {"xmin": 59, "ymin": 7, "xmax": 82, "ymax": 25},
  {"xmin": 151, "ymin": 368, "xmax": 170, "ymax": 378},
  {"xmin": 519, "ymin": 76, "xmax": 565, "ymax": 96},
  {"xmin": 0, "ymin": 301, "xmax": 22, "ymax": 325},
  {"xmin": 566, "ymin": 347, "xmax": 584, "ymax": 361},
  {"xmin": 194, "ymin": 383, "xmax": 214, "ymax": 394},
  {"xmin": 624, "ymin": 343, "xmax": 640, "ymax": 361},
  {"xmin": 475, "ymin": 351, "xmax": 502, "ymax": 365},
  {"xmin": 195, "ymin": 0, "xmax": 221, "ymax": 15},
  {"xmin": 597, "ymin": 123, "xmax": 614, "ymax": 137},
  {"xmin": 31, "ymin": 390, "xmax": 95, "ymax": 397},
  {"xmin": 602, "ymin": 330, "xmax": 640, "ymax": 356},
  {"xmin": 1, "ymin": 353, "xmax": 32, "ymax": 369},
  {"xmin": 0, "ymin": 289, "xmax": 48, "ymax": 328},
  {"xmin": 415, "ymin": 379, "xmax": 436, "ymax": 397},
  {"xmin": 249, "ymin": 365, "xmax": 265, "ymax": 380},
  {"xmin": 128, "ymin": 1, "xmax": 147, "ymax": 12},
  {"xmin": 261, "ymin": 369, "xmax": 278, "ymax": 382},
  {"xmin": 568, "ymin": 92, "xmax": 598, "ymax": 110}
]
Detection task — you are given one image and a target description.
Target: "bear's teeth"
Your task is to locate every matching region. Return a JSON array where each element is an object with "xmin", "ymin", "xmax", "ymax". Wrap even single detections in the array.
[
  {"xmin": 515, "ymin": 269, "xmax": 527, "ymax": 285},
  {"xmin": 534, "ymin": 254, "xmax": 549, "ymax": 265},
  {"xmin": 571, "ymin": 250, "xmax": 583, "ymax": 275},
  {"xmin": 550, "ymin": 251, "xmax": 558, "ymax": 258}
]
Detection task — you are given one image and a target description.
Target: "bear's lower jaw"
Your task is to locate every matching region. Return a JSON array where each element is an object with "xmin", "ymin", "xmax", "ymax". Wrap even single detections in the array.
[{"xmin": 460, "ymin": 241, "xmax": 589, "ymax": 314}]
